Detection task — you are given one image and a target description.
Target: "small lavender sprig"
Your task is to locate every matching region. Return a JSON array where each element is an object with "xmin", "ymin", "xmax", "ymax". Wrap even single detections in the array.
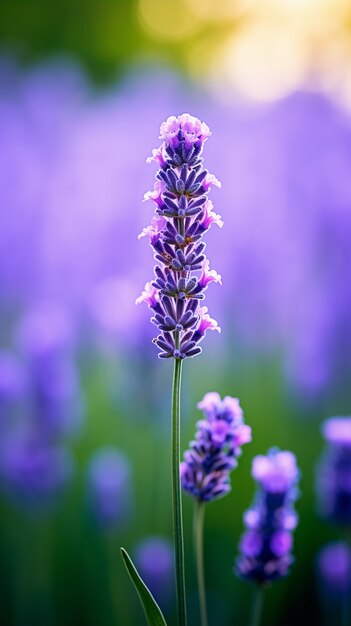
[
  {"xmin": 181, "ymin": 392, "xmax": 252, "ymax": 502},
  {"xmin": 236, "ymin": 448, "xmax": 300, "ymax": 626},
  {"xmin": 316, "ymin": 417, "xmax": 351, "ymax": 626},
  {"xmin": 236, "ymin": 449, "xmax": 300, "ymax": 587},
  {"xmin": 136, "ymin": 114, "xmax": 222, "ymax": 626},
  {"xmin": 137, "ymin": 113, "xmax": 223, "ymax": 360},
  {"xmin": 181, "ymin": 392, "xmax": 251, "ymax": 626},
  {"xmin": 316, "ymin": 416, "xmax": 351, "ymax": 526}
]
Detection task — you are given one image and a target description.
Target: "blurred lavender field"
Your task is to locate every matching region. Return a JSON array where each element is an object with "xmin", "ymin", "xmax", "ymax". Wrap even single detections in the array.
[
  {"xmin": 0, "ymin": 55, "xmax": 351, "ymax": 626},
  {"xmin": 1, "ymin": 57, "xmax": 351, "ymax": 397}
]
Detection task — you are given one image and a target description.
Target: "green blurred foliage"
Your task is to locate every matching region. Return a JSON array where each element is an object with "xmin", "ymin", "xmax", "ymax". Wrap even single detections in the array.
[
  {"xmin": 0, "ymin": 0, "xmax": 240, "ymax": 83},
  {"xmin": 0, "ymin": 0, "xmax": 186, "ymax": 81},
  {"xmin": 0, "ymin": 0, "xmax": 138, "ymax": 80}
]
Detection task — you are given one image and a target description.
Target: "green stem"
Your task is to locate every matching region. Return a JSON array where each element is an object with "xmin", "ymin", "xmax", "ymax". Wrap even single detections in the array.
[
  {"xmin": 171, "ymin": 357, "xmax": 187, "ymax": 626},
  {"xmin": 194, "ymin": 501, "xmax": 208, "ymax": 626},
  {"xmin": 248, "ymin": 587, "xmax": 264, "ymax": 626}
]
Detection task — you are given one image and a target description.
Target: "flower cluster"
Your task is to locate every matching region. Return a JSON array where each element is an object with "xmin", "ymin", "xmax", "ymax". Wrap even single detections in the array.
[
  {"xmin": 180, "ymin": 392, "xmax": 251, "ymax": 502},
  {"xmin": 316, "ymin": 416, "xmax": 351, "ymax": 525},
  {"xmin": 137, "ymin": 114, "xmax": 223, "ymax": 359},
  {"xmin": 236, "ymin": 449, "xmax": 300, "ymax": 585}
]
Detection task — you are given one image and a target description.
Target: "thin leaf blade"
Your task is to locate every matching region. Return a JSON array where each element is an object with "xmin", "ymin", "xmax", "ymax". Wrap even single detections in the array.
[{"xmin": 120, "ymin": 547, "xmax": 168, "ymax": 626}]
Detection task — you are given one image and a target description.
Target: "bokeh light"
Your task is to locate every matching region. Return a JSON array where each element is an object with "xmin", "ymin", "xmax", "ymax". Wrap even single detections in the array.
[{"xmin": 138, "ymin": 0, "xmax": 199, "ymax": 42}]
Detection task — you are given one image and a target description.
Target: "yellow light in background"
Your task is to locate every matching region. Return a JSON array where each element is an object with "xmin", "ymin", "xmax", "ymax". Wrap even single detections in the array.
[
  {"xmin": 185, "ymin": 0, "xmax": 247, "ymax": 22},
  {"xmin": 139, "ymin": 0, "xmax": 351, "ymax": 106},
  {"xmin": 138, "ymin": 0, "xmax": 199, "ymax": 42},
  {"xmin": 249, "ymin": 0, "xmax": 351, "ymax": 103},
  {"xmin": 185, "ymin": 0, "xmax": 324, "ymax": 20},
  {"xmin": 316, "ymin": 36, "xmax": 351, "ymax": 109},
  {"xmin": 210, "ymin": 19, "xmax": 308, "ymax": 101},
  {"xmin": 251, "ymin": 0, "xmax": 350, "ymax": 35},
  {"xmin": 245, "ymin": 0, "xmax": 348, "ymax": 10},
  {"xmin": 188, "ymin": 36, "xmax": 218, "ymax": 81}
]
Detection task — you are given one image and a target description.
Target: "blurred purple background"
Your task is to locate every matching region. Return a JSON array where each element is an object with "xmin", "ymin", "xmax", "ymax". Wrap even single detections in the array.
[{"xmin": 1, "ymin": 58, "xmax": 351, "ymax": 399}]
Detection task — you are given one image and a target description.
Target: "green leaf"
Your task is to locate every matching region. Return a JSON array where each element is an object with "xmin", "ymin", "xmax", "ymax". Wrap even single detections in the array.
[{"xmin": 120, "ymin": 547, "xmax": 168, "ymax": 626}]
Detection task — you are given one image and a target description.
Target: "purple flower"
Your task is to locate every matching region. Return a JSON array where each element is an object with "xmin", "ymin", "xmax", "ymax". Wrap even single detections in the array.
[
  {"xmin": 199, "ymin": 259, "xmax": 222, "ymax": 289},
  {"xmin": 180, "ymin": 392, "xmax": 251, "ymax": 502},
  {"xmin": 200, "ymin": 199, "xmax": 223, "ymax": 231},
  {"xmin": 316, "ymin": 416, "xmax": 351, "ymax": 525},
  {"xmin": 322, "ymin": 417, "xmax": 351, "ymax": 447},
  {"xmin": 135, "ymin": 282, "xmax": 160, "ymax": 308},
  {"xmin": 159, "ymin": 116, "xmax": 181, "ymax": 146},
  {"xmin": 197, "ymin": 392, "xmax": 243, "ymax": 422},
  {"xmin": 317, "ymin": 542, "xmax": 351, "ymax": 593},
  {"xmin": 159, "ymin": 114, "xmax": 211, "ymax": 149},
  {"xmin": 138, "ymin": 216, "xmax": 167, "ymax": 244},
  {"xmin": 192, "ymin": 306, "xmax": 221, "ymax": 343},
  {"xmin": 317, "ymin": 542, "xmax": 351, "ymax": 625},
  {"xmin": 236, "ymin": 448, "xmax": 300, "ymax": 585},
  {"xmin": 138, "ymin": 113, "xmax": 222, "ymax": 359},
  {"xmin": 87, "ymin": 447, "xmax": 132, "ymax": 529},
  {"xmin": 134, "ymin": 536, "xmax": 174, "ymax": 604},
  {"xmin": 252, "ymin": 450, "xmax": 299, "ymax": 494}
]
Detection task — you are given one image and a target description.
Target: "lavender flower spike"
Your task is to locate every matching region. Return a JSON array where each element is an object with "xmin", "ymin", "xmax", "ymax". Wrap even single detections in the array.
[
  {"xmin": 236, "ymin": 448, "xmax": 300, "ymax": 586},
  {"xmin": 316, "ymin": 416, "xmax": 351, "ymax": 525},
  {"xmin": 137, "ymin": 113, "xmax": 222, "ymax": 359},
  {"xmin": 181, "ymin": 392, "xmax": 252, "ymax": 502}
]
